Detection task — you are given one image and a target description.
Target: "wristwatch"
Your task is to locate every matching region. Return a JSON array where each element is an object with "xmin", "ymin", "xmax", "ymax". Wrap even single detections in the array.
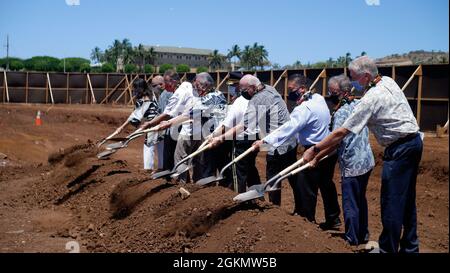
[{"xmin": 313, "ymin": 145, "xmax": 321, "ymax": 154}]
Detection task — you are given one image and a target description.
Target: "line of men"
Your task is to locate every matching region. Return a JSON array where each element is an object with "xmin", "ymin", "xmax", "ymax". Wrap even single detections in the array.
[{"xmin": 118, "ymin": 55, "xmax": 422, "ymax": 253}]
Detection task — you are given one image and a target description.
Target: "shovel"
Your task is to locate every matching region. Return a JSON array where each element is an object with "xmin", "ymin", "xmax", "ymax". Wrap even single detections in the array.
[
  {"xmin": 151, "ymin": 140, "xmax": 213, "ymax": 180},
  {"xmin": 105, "ymin": 126, "xmax": 160, "ymax": 150},
  {"xmin": 195, "ymin": 145, "xmax": 257, "ymax": 186},
  {"xmin": 97, "ymin": 131, "xmax": 120, "ymax": 147},
  {"xmin": 96, "ymin": 126, "xmax": 161, "ymax": 159},
  {"xmin": 233, "ymin": 155, "xmax": 329, "ymax": 203}
]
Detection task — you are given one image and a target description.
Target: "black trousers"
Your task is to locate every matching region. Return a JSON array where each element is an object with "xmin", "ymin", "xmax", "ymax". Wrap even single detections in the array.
[
  {"xmin": 211, "ymin": 140, "xmax": 233, "ymax": 189},
  {"xmin": 266, "ymin": 146, "xmax": 298, "ymax": 206},
  {"xmin": 294, "ymin": 152, "xmax": 340, "ymax": 223},
  {"xmin": 163, "ymin": 131, "xmax": 177, "ymax": 171},
  {"xmin": 234, "ymin": 140, "xmax": 261, "ymax": 193}
]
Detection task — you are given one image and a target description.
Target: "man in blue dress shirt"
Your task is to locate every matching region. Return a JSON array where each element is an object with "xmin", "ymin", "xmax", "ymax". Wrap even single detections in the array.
[{"xmin": 253, "ymin": 74, "xmax": 341, "ymax": 229}]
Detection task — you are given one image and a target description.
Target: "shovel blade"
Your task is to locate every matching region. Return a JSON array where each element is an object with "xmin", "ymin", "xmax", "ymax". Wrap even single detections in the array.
[
  {"xmin": 233, "ymin": 185, "xmax": 265, "ymax": 203},
  {"xmin": 195, "ymin": 175, "xmax": 223, "ymax": 186},
  {"xmin": 151, "ymin": 169, "xmax": 174, "ymax": 180},
  {"xmin": 170, "ymin": 163, "xmax": 191, "ymax": 179},
  {"xmin": 97, "ymin": 149, "xmax": 117, "ymax": 159},
  {"xmin": 106, "ymin": 141, "xmax": 125, "ymax": 150}
]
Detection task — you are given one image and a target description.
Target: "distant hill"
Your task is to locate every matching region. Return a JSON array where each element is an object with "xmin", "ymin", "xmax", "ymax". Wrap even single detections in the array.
[{"xmin": 376, "ymin": 50, "xmax": 449, "ymax": 66}]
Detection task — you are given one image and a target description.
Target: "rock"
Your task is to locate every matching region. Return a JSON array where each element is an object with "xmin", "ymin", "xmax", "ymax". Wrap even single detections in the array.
[
  {"xmin": 87, "ymin": 224, "xmax": 95, "ymax": 232},
  {"xmin": 179, "ymin": 187, "xmax": 190, "ymax": 200},
  {"xmin": 0, "ymin": 153, "xmax": 7, "ymax": 159},
  {"xmin": 206, "ymin": 211, "xmax": 212, "ymax": 217}
]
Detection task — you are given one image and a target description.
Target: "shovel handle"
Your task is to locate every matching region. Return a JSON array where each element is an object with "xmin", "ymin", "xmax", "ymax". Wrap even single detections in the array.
[
  {"xmin": 187, "ymin": 143, "xmax": 213, "ymax": 160},
  {"xmin": 267, "ymin": 163, "xmax": 312, "ymax": 191},
  {"xmin": 172, "ymin": 142, "xmax": 213, "ymax": 170},
  {"xmin": 278, "ymin": 158, "xmax": 304, "ymax": 177},
  {"xmin": 219, "ymin": 146, "xmax": 256, "ymax": 175},
  {"xmin": 234, "ymin": 146, "xmax": 256, "ymax": 163}
]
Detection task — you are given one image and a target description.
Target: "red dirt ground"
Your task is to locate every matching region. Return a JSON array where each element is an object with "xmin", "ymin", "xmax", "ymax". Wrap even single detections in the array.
[{"xmin": 0, "ymin": 104, "xmax": 448, "ymax": 253}]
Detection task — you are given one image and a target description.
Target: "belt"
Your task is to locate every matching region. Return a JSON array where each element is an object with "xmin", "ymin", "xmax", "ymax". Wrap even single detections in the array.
[{"xmin": 388, "ymin": 133, "xmax": 419, "ymax": 149}]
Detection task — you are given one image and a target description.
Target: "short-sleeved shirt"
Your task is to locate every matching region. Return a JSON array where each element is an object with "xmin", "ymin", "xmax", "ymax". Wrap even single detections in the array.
[
  {"xmin": 158, "ymin": 90, "xmax": 173, "ymax": 113},
  {"xmin": 184, "ymin": 89, "xmax": 227, "ymax": 137},
  {"xmin": 163, "ymin": 82, "xmax": 194, "ymax": 136},
  {"xmin": 342, "ymin": 76, "xmax": 419, "ymax": 147},
  {"xmin": 243, "ymin": 84, "xmax": 297, "ymax": 155},
  {"xmin": 127, "ymin": 95, "xmax": 159, "ymax": 125},
  {"xmin": 263, "ymin": 93, "xmax": 331, "ymax": 148},
  {"xmin": 333, "ymin": 100, "xmax": 375, "ymax": 177},
  {"xmin": 220, "ymin": 96, "xmax": 249, "ymax": 138}
]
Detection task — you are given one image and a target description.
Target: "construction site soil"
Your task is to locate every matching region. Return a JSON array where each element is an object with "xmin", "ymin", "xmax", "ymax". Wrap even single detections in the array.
[{"xmin": 0, "ymin": 104, "xmax": 448, "ymax": 253}]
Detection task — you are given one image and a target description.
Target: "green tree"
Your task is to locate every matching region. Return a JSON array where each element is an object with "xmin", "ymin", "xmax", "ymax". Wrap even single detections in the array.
[
  {"xmin": 0, "ymin": 57, "xmax": 24, "ymax": 71},
  {"xmin": 134, "ymin": 43, "xmax": 147, "ymax": 72},
  {"xmin": 176, "ymin": 64, "xmax": 190, "ymax": 73},
  {"xmin": 227, "ymin": 45, "xmax": 241, "ymax": 70},
  {"xmin": 124, "ymin": 63, "xmax": 138, "ymax": 73},
  {"xmin": 24, "ymin": 56, "xmax": 60, "ymax": 71},
  {"xmin": 60, "ymin": 57, "xmax": 90, "ymax": 72},
  {"xmin": 292, "ymin": 60, "xmax": 303, "ymax": 69},
  {"xmin": 144, "ymin": 64, "xmax": 155, "ymax": 73},
  {"xmin": 208, "ymin": 49, "xmax": 225, "ymax": 71},
  {"xmin": 196, "ymin": 66, "xmax": 208, "ymax": 73},
  {"xmin": 345, "ymin": 52, "xmax": 352, "ymax": 67},
  {"xmin": 159, "ymin": 64, "xmax": 174, "ymax": 74},
  {"xmin": 101, "ymin": 63, "xmax": 115, "ymax": 73},
  {"xmin": 90, "ymin": 47, "xmax": 104, "ymax": 63},
  {"xmin": 252, "ymin": 43, "xmax": 269, "ymax": 70},
  {"xmin": 80, "ymin": 63, "xmax": 91, "ymax": 73},
  {"xmin": 240, "ymin": 45, "xmax": 254, "ymax": 70}
]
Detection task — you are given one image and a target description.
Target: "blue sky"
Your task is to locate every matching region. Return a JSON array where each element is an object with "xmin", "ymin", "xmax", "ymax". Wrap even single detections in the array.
[{"xmin": 0, "ymin": 0, "xmax": 448, "ymax": 65}]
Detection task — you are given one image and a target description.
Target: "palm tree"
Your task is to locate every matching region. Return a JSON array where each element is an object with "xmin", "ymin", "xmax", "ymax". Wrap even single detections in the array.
[
  {"xmin": 227, "ymin": 45, "xmax": 241, "ymax": 70},
  {"xmin": 146, "ymin": 46, "xmax": 157, "ymax": 67},
  {"xmin": 121, "ymin": 38, "xmax": 133, "ymax": 65},
  {"xmin": 361, "ymin": 51, "xmax": 367, "ymax": 57},
  {"xmin": 134, "ymin": 44, "xmax": 147, "ymax": 72},
  {"xmin": 90, "ymin": 47, "xmax": 104, "ymax": 64},
  {"xmin": 208, "ymin": 49, "xmax": 224, "ymax": 71},
  {"xmin": 293, "ymin": 60, "xmax": 302, "ymax": 69},
  {"xmin": 345, "ymin": 52, "xmax": 352, "ymax": 67},
  {"xmin": 252, "ymin": 43, "xmax": 269, "ymax": 70},
  {"xmin": 109, "ymin": 39, "xmax": 123, "ymax": 70},
  {"xmin": 240, "ymin": 45, "xmax": 254, "ymax": 70}
]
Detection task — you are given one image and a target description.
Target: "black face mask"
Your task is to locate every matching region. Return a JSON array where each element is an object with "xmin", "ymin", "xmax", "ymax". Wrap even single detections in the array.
[
  {"xmin": 240, "ymin": 89, "xmax": 252, "ymax": 100},
  {"xmin": 287, "ymin": 91, "xmax": 301, "ymax": 102},
  {"xmin": 329, "ymin": 94, "xmax": 341, "ymax": 105}
]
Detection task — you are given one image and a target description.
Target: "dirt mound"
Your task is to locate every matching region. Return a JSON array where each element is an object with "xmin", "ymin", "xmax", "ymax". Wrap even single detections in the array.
[
  {"xmin": 78, "ymin": 183, "xmax": 351, "ymax": 253},
  {"xmin": 48, "ymin": 142, "xmax": 98, "ymax": 166}
]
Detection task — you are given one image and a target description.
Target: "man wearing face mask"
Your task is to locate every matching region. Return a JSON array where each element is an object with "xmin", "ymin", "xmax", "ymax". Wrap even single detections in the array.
[
  {"xmin": 251, "ymin": 74, "xmax": 341, "ymax": 229},
  {"xmin": 311, "ymin": 74, "xmax": 375, "ymax": 246},
  {"xmin": 159, "ymin": 72, "xmax": 227, "ymax": 184},
  {"xmin": 210, "ymin": 75, "xmax": 297, "ymax": 203},
  {"xmin": 302, "ymin": 56, "xmax": 423, "ymax": 253},
  {"xmin": 208, "ymin": 72, "xmax": 252, "ymax": 192},
  {"xmin": 140, "ymin": 70, "xmax": 191, "ymax": 178},
  {"xmin": 150, "ymin": 75, "xmax": 170, "ymax": 172}
]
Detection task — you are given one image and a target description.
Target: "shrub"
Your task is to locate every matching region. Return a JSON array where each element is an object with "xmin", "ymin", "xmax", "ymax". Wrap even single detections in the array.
[
  {"xmin": 158, "ymin": 64, "xmax": 174, "ymax": 74},
  {"xmin": 196, "ymin": 66, "xmax": 208, "ymax": 73},
  {"xmin": 176, "ymin": 64, "xmax": 190, "ymax": 73},
  {"xmin": 101, "ymin": 63, "xmax": 115, "ymax": 73},
  {"xmin": 144, "ymin": 64, "xmax": 155, "ymax": 73}
]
